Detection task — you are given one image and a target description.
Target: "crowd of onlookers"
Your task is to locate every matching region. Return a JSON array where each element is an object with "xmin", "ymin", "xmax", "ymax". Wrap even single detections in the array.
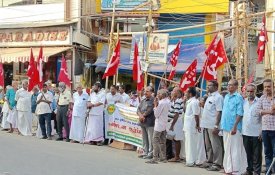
[{"xmin": 0, "ymin": 78, "xmax": 275, "ymax": 175}]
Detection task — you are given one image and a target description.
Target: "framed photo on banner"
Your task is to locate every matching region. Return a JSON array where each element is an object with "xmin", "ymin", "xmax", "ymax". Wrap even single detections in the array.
[{"xmin": 148, "ymin": 33, "xmax": 169, "ymax": 64}]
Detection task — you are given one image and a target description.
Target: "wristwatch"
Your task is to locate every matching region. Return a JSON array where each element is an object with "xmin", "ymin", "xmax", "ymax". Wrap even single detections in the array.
[{"xmin": 214, "ymin": 125, "xmax": 219, "ymax": 129}]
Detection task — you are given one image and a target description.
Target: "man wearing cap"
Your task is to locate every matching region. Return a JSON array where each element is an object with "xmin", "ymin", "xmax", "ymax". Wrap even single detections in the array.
[
  {"xmin": 85, "ymin": 82, "xmax": 106, "ymax": 145},
  {"xmin": 56, "ymin": 82, "xmax": 72, "ymax": 142},
  {"xmin": 36, "ymin": 84, "xmax": 54, "ymax": 140},
  {"xmin": 16, "ymin": 80, "xmax": 32, "ymax": 136},
  {"xmin": 69, "ymin": 84, "xmax": 89, "ymax": 143}
]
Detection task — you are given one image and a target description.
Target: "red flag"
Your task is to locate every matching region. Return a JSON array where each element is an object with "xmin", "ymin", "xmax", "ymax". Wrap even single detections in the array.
[
  {"xmin": 242, "ymin": 72, "xmax": 255, "ymax": 92},
  {"xmin": 168, "ymin": 41, "xmax": 181, "ymax": 80},
  {"xmin": 102, "ymin": 40, "xmax": 120, "ymax": 79},
  {"xmin": 27, "ymin": 48, "xmax": 40, "ymax": 91},
  {"xmin": 257, "ymin": 16, "xmax": 268, "ymax": 63},
  {"xmin": 132, "ymin": 43, "xmax": 144, "ymax": 91},
  {"xmin": 202, "ymin": 34, "xmax": 228, "ymax": 81},
  {"xmin": 179, "ymin": 59, "xmax": 197, "ymax": 92},
  {"xmin": 0, "ymin": 63, "xmax": 4, "ymax": 87},
  {"xmin": 58, "ymin": 54, "xmax": 71, "ymax": 87},
  {"xmin": 133, "ymin": 43, "xmax": 138, "ymax": 81},
  {"xmin": 37, "ymin": 47, "xmax": 43, "ymax": 88}
]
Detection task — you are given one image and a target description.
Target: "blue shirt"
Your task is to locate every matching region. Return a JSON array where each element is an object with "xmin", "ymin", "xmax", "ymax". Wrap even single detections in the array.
[
  {"xmin": 221, "ymin": 92, "xmax": 244, "ymax": 132},
  {"xmin": 31, "ymin": 92, "xmax": 39, "ymax": 113},
  {"xmin": 6, "ymin": 89, "xmax": 16, "ymax": 109}
]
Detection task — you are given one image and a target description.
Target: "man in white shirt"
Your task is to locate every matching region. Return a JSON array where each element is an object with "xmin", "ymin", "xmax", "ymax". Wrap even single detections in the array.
[
  {"xmin": 85, "ymin": 82, "xmax": 106, "ymax": 146},
  {"xmin": 105, "ymin": 85, "xmax": 123, "ymax": 105},
  {"xmin": 16, "ymin": 80, "xmax": 32, "ymax": 136},
  {"xmin": 119, "ymin": 85, "xmax": 130, "ymax": 104},
  {"xmin": 183, "ymin": 87, "xmax": 201, "ymax": 166},
  {"xmin": 36, "ymin": 84, "xmax": 54, "ymax": 140},
  {"xmin": 69, "ymin": 84, "xmax": 89, "ymax": 143},
  {"xmin": 146, "ymin": 89, "xmax": 170, "ymax": 164},
  {"xmin": 129, "ymin": 91, "xmax": 140, "ymax": 107},
  {"xmin": 242, "ymin": 84, "xmax": 262, "ymax": 175},
  {"xmin": 200, "ymin": 80, "xmax": 224, "ymax": 171}
]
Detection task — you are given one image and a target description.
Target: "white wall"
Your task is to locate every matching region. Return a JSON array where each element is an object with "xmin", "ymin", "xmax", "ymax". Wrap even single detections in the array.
[{"xmin": 0, "ymin": 3, "xmax": 65, "ymax": 24}]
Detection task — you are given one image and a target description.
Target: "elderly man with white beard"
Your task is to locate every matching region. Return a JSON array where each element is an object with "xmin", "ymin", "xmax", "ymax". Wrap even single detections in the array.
[{"xmin": 16, "ymin": 80, "xmax": 32, "ymax": 136}]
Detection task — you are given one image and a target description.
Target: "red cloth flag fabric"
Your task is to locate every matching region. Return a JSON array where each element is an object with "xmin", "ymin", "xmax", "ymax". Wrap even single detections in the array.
[
  {"xmin": 0, "ymin": 63, "xmax": 4, "ymax": 88},
  {"xmin": 133, "ymin": 43, "xmax": 138, "ymax": 81},
  {"xmin": 179, "ymin": 59, "xmax": 197, "ymax": 92},
  {"xmin": 242, "ymin": 72, "xmax": 255, "ymax": 92},
  {"xmin": 132, "ymin": 43, "xmax": 144, "ymax": 91},
  {"xmin": 257, "ymin": 16, "xmax": 268, "ymax": 63},
  {"xmin": 202, "ymin": 34, "xmax": 228, "ymax": 81},
  {"xmin": 102, "ymin": 40, "xmax": 120, "ymax": 79},
  {"xmin": 37, "ymin": 47, "xmax": 43, "ymax": 88},
  {"xmin": 168, "ymin": 41, "xmax": 181, "ymax": 80},
  {"xmin": 27, "ymin": 48, "xmax": 40, "ymax": 91},
  {"xmin": 58, "ymin": 54, "xmax": 71, "ymax": 87}
]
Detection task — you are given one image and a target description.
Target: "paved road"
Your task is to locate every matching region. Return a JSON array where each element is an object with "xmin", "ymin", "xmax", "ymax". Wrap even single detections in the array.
[{"xmin": 0, "ymin": 131, "xmax": 220, "ymax": 175}]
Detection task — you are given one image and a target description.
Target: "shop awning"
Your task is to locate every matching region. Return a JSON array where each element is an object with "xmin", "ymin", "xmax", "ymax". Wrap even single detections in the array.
[{"xmin": 0, "ymin": 47, "xmax": 72, "ymax": 63}]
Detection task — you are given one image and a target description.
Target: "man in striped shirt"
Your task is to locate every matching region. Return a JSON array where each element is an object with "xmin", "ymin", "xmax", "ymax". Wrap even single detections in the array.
[{"xmin": 167, "ymin": 87, "xmax": 184, "ymax": 162}]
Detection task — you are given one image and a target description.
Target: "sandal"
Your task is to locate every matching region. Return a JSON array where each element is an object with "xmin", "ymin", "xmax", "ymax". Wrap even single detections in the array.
[
  {"xmin": 145, "ymin": 160, "xmax": 158, "ymax": 164},
  {"xmin": 207, "ymin": 165, "xmax": 220, "ymax": 171},
  {"xmin": 168, "ymin": 157, "xmax": 181, "ymax": 162}
]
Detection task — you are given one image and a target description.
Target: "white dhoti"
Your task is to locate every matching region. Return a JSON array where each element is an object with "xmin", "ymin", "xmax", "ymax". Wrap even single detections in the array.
[
  {"xmin": 196, "ymin": 128, "xmax": 207, "ymax": 164},
  {"xmin": 179, "ymin": 132, "xmax": 186, "ymax": 159},
  {"xmin": 17, "ymin": 111, "xmax": 32, "ymax": 136},
  {"xmin": 69, "ymin": 115, "xmax": 86, "ymax": 142},
  {"xmin": 185, "ymin": 131, "xmax": 198, "ymax": 164},
  {"xmin": 32, "ymin": 113, "xmax": 38, "ymax": 132},
  {"xmin": 7, "ymin": 109, "xmax": 17, "ymax": 128},
  {"xmin": 1, "ymin": 111, "xmax": 10, "ymax": 129},
  {"xmin": 84, "ymin": 114, "xmax": 104, "ymax": 142},
  {"xmin": 166, "ymin": 117, "xmax": 184, "ymax": 141},
  {"xmin": 223, "ymin": 131, "xmax": 247, "ymax": 175}
]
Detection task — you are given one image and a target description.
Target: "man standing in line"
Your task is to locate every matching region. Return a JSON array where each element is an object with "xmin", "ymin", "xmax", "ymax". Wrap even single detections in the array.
[
  {"xmin": 137, "ymin": 86, "xmax": 155, "ymax": 159},
  {"xmin": 6, "ymin": 81, "xmax": 18, "ymax": 133},
  {"xmin": 184, "ymin": 87, "xmax": 201, "ymax": 166},
  {"xmin": 167, "ymin": 87, "xmax": 184, "ymax": 163},
  {"xmin": 16, "ymin": 80, "xmax": 32, "ymax": 136},
  {"xmin": 119, "ymin": 85, "xmax": 130, "ymax": 104},
  {"xmin": 56, "ymin": 82, "xmax": 72, "ymax": 142},
  {"xmin": 85, "ymin": 82, "xmax": 106, "ymax": 146},
  {"xmin": 36, "ymin": 84, "xmax": 54, "ymax": 140},
  {"xmin": 200, "ymin": 80, "xmax": 224, "ymax": 171},
  {"xmin": 221, "ymin": 79, "xmax": 247, "ymax": 174},
  {"xmin": 69, "ymin": 84, "xmax": 89, "ymax": 143},
  {"xmin": 256, "ymin": 79, "xmax": 275, "ymax": 175},
  {"xmin": 242, "ymin": 84, "xmax": 262, "ymax": 175},
  {"xmin": 146, "ymin": 89, "xmax": 170, "ymax": 164},
  {"xmin": 31, "ymin": 87, "xmax": 39, "ymax": 133}
]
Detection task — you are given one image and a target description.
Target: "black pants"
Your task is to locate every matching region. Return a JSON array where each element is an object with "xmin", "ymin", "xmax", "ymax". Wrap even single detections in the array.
[
  {"xmin": 39, "ymin": 113, "xmax": 52, "ymax": 137},
  {"xmin": 166, "ymin": 139, "xmax": 174, "ymax": 159},
  {"xmin": 56, "ymin": 105, "xmax": 69, "ymax": 139},
  {"xmin": 243, "ymin": 135, "xmax": 262, "ymax": 175}
]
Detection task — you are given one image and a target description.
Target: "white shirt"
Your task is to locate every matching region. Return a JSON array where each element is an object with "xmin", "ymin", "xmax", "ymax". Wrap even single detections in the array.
[
  {"xmin": 36, "ymin": 91, "xmax": 54, "ymax": 115},
  {"xmin": 242, "ymin": 97, "xmax": 261, "ymax": 137},
  {"xmin": 72, "ymin": 92, "xmax": 89, "ymax": 117},
  {"xmin": 120, "ymin": 92, "xmax": 130, "ymax": 104},
  {"xmin": 15, "ymin": 88, "xmax": 31, "ymax": 112},
  {"xmin": 154, "ymin": 98, "xmax": 171, "ymax": 132},
  {"xmin": 88, "ymin": 90, "xmax": 106, "ymax": 116},
  {"xmin": 129, "ymin": 98, "xmax": 140, "ymax": 107},
  {"xmin": 201, "ymin": 91, "xmax": 223, "ymax": 129},
  {"xmin": 183, "ymin": 97, "xmax": 200, "ymax": 133},
  {"xmin": 105, "ymin": 92, "xmax": 123, "ymax": 106}
]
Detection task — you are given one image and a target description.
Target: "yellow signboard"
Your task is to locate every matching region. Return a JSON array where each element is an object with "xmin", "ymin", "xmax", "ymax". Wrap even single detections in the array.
[{"xmin": 157, "ymin": 0, "xmax": 229, "ymax": 14}]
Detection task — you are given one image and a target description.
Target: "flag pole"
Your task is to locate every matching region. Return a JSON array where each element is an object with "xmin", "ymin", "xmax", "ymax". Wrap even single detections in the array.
[
  {"xmin": 144, "ymin": 0, "xmax": 153, "ymax": 88},
  {"xmin": 106, "ymin": 1, "xmax": 116, "ymax": 90}
]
